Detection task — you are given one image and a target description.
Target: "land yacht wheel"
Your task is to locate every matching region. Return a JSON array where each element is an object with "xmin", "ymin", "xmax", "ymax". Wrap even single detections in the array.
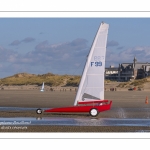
[
  {"xmin": 36, "ymin": 108, "xmax": 42, "ymax": 114},
  {"xmin": 89, "ymin": 108, "xmax": 99, "ymax": 117}
]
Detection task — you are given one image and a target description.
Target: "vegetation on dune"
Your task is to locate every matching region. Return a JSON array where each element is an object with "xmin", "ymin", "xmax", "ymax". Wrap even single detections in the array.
[
  {"xmin": 105, "ymin": 80, "xmax": 111, "ymax": 83},
  {"xmin": 65, "ymin": 76, "xmax": 81, "ymax": 86},
  {"xmin": 117, "ymin": 78, "xmax": 150, "ymax": 88},
  {"xmin": 130, "ymin": 78, "xmax": 148, "ymax": 86},
  {"xmin": 117, "ymin": 82, "xmax": 130, "ymax": 88},
  {"xmin": 0, "ymin": 72, "xmax": 81, "ymax": 87},
  {"xmin": 105, "ymin": 79, "xmax": 117, "ymax": 84},
  {"xmin": 1, "ymin": 72, "xmax": 150, "ymax": 87}
]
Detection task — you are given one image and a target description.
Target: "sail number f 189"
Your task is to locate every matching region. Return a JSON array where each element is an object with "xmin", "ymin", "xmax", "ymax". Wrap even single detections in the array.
[{"xmin": 91, "ymin": 61, "xmax": 102, "ymax": 67}]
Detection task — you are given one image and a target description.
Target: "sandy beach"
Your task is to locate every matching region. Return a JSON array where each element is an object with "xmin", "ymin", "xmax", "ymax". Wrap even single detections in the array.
[{"xmin": 0, "ymin": 88, "xmax": 150, "ymax": 132}]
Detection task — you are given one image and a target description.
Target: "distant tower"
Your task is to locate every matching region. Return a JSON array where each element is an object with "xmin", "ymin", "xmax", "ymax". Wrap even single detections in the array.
[
  {"xmin": 133, "ymin": 57, "xmax": 137, "ymax": 79},
  {"xmin": 133, "ymin": 56, "xmax": 137, "ymax": 68},
  {"xmin": 118, "ymin": 63, "xmax": 121, "ymax": 81}
]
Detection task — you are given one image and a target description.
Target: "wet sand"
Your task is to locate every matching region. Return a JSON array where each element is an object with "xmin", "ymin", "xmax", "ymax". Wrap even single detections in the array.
[
  {"xmin": 0, "ymin": 90, "xmax": 149, "ymax": 108},
  {"xmin": 1, "ymin": 125, "xmax": 150, "ymax": 132},
  {"xmin": 0, "ymin": 89, "xmax": 150, "ymax": 132}
]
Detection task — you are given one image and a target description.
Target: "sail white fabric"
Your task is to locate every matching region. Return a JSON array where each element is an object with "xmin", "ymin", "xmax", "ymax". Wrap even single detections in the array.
[
  {"xmin": 74, "ymin": 22, "xmax": 109, "ymax": 106},
  {"xmin": 41, "ymin": 82, "xmax": 44, "ymax": 91}
]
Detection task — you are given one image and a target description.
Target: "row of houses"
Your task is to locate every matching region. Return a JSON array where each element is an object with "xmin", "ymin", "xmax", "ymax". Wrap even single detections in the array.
[{"xmin": 105, "ymin": 57, "xmax": 150, "ymax": 81}]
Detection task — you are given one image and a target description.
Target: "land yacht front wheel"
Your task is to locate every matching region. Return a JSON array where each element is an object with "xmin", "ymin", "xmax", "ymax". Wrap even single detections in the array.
[
  {"xmin": 89, "ymin": 108, "xmax": 99, "ymax": 117},
  {"xmin": 36, "ymin": 108, "xmax": 42, "ymax": 114}
]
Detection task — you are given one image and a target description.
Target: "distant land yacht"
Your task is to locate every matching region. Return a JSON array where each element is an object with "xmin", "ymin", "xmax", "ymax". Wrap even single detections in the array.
[{"xmin": 40, "ymin": 82, "xmax": 44, "ymax": 92}]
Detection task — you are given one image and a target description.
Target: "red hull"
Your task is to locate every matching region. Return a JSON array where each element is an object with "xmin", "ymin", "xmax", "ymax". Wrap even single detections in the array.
[{"xmin": 44, "ymin": 100, "xmax": 112, "ymax": 113}]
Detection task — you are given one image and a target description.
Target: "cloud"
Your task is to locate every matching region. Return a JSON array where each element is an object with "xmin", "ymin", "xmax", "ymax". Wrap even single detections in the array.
[
  {"xmin": 107, "ymin": 40, "xmax": 119, "ymax": 47},
  {"xmin": 2, "ymin": 38, "xmax": 87, "ymax": 73},
  {"xmin": 35, "ymin": 40, "xmax": 49, "ymax": 51},
  {"xmin": 106, "ymin": 46, "xmax": 150, "ymax": 67},
  {"xmin": 22, "ymin": 37, "xmax": 35, "ymax": 43},
  {"xmin": 9, "ymin": 37, "xmax": 35, "ymax": 46},
  {"xmin": 0, "ymin": 64, "xmax": 3, "ymax": 68},
  {"xmin": 62, "ymin": 53, "xmax": 70, "ymax": 60},
  {"xmin": 70, "ymin": 38, "xmax": 88, "ymax": 47},
  {"xmin": 6, "ymin": 38, "xmax": 88, "ymax": 75},
  {"xmin": 9, "ymin": 40, "xmax": 21, "ymax": 46},
  {"xmin": 0, "ymin": 46, "xmax": 18, "ymax": 62},
  {"xmin": 1, "ymin": 40, "xmax": 84, "ymax": 77},
  {"xmin": 117, "ymin": 46, "xmax": 124, "ymax": 50},
  {"xmin": 4, "ymin": 37, "xmax": 150, "ymax": 77},
  {"xmin": 34, "ymin": 38, "xmax": 88, "ymax": 59},
  {"xmin": 0, "ymin": 46, "xmax": 5, "ymax": 51}
]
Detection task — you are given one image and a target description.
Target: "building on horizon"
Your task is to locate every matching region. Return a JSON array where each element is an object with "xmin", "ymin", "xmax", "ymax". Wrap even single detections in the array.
[{"xmin": 105, "ymin": 57, "xmax": 150, "ymax": 81}]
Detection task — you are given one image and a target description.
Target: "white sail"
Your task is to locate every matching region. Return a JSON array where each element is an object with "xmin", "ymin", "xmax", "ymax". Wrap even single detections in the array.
[
  {"xmin": 40, "ymin": 82, "xmax": 44, "ymax": 91},
  {"xmin": 74, "ymin": 22, "xmax": 109, "ymax": 106}
]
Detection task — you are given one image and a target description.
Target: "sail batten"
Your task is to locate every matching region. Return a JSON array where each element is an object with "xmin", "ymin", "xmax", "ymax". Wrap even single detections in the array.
[{"xmin": 74, "ymin": 22, "xmax": 109, "ymax": 105}]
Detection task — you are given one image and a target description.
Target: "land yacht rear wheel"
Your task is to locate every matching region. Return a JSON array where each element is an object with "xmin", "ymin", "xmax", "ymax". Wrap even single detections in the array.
[
  {"xmin": 89, "ymin": 108, "xmax": 99, "ymax": 117},
  {"xmin": 36, "ymin": 108, "xmax": 42, "ymax": 114}
]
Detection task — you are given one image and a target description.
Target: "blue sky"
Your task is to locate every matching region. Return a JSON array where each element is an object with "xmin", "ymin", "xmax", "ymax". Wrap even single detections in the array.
[{"xmin": 1, "ymin": 18, "xmax": 150, "ymax": 78}]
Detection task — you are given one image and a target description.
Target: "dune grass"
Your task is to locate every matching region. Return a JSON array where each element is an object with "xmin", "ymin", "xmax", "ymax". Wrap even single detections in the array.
[
  {"xmin": 1, "ymin": 72, "xmax": 150, "ymax": 88},
  {"xmin": 0, "ymin": 73, "xmax": 81, "ymax": 87},
  {"xmin": 117, "ymin": 78, "xmax": 150, "ymax": 88}
]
